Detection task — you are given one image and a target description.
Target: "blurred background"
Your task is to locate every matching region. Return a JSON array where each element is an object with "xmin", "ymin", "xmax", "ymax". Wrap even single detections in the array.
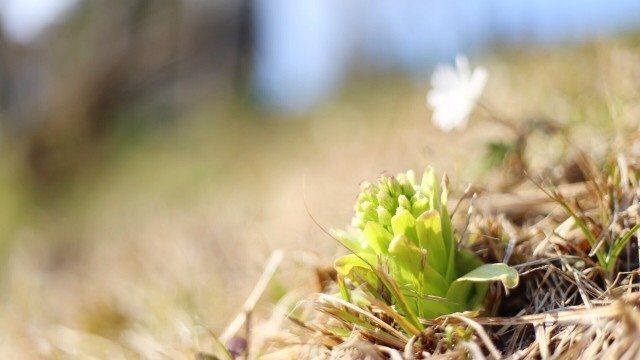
[{"xmin": 1, "ymin": 0, "xmax": 640, "ymax": 358}]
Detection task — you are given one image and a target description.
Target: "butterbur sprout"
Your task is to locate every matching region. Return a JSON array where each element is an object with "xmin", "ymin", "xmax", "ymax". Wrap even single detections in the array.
[{"xmin": 335, "ymin": 168, "xmax": 518, "ymax": 319}]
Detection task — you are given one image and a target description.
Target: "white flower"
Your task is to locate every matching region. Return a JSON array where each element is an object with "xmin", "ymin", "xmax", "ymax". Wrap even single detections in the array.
[{"xmin": 426, "ymin": 54, "xmax": 488, "ymax": 131}]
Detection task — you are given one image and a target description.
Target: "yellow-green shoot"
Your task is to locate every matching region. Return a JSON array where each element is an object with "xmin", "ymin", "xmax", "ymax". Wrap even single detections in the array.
[{"xmin": 334, "ymin": 168, "xmax": 519, "ymax": 320}]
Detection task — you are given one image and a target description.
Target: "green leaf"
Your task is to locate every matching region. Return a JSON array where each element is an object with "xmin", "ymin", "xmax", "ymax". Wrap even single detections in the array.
[
  {"xmin": 439, "ymin": 182, "xmax": 453, "ymax": 254},
  {"xmin": 371, "ymin": 269, "xmax": 424, "ymax": 333},
  {"xmin": 454, "ymin": 248, "xmax": 485, "ymax": 278},
  {"xmin": 387, "ymin": 233, "xmax": 449, "ymax": 296},
  {"xmin": 411, "ymin": 194, "xmax": 430, "ymax": 218},
  {"xmin": 334, "ymin": 253, "xmax": 379, "ymax": 287},
  {"xmin": 446, "ymin": 263, "xmax": 518, "ymax": 312},
  {"xmin": 421, "ymin": 167, "xmax": 440, "ymax": 211},
  {"xmin": 456, "ymin": 263, "xmax": 520, "ymax": 289},
  {"xmin": 337, "ymin": 275, "xmax": 350, "ymax": 302},
  {"xmin": 415, "ymin": 210, "xmax": 447, "ymax": 276},
  {"xmin": 420, "ymin": 297, "xmax": 454, "ymax": 319},
  {"xmin": 448, "ymin": 249, "xmax": 488, "ymax": 310},
  {"xmin": 387, "ymin": 234, "xmax": 423, "ymax": 289},
  {"xmin": 363, "ymin": 221, "xmax": 393, "ymax": 254},
  {"xmin": 468, "ymin": 283, "xmax": 489, "ymax": 311},
  {"xmin": 608, "ymin": 222, "xmax": 640, "ymax": 272},
  {"xmin": 439, "ymin": 180, "xmax": 457, "ymax": 283},
  {"xmin": 419, "ymin": 295, "xmax": 457, "ymax": 319},
  {"xmin": 445, "ymin": 280, "xmax": 488, "ymax": 312},
  {"xmin": 388, "ymin": 234, "xmax": 449, "ymax": 317},
  {"xmin": 391, "ymin": 209, "xmax": 418, "ymax": 245}
]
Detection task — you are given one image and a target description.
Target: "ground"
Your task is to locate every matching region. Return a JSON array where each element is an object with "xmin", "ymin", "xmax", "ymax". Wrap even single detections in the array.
[{"xmin": 0, "ymin": 39, "xmax": 639, "ymax": 358}]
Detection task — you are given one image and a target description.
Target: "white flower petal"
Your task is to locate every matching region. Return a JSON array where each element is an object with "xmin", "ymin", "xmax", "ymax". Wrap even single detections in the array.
[{"xmin": 426, "ymin": 54, "xmax": 488, "ymax": 132}]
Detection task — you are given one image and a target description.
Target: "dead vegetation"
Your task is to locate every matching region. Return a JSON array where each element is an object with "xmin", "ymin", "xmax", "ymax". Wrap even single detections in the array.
[
  {"xmin": 204, "ymin": 40, "xmax": 640, "ymax": 354},
  {"xmin": 218, "ymin": 135, "xmax": 640, "ymax": 359},
  {"xmin": 3, "ymin": 39, "xmax": 640, "ymax": 359}
]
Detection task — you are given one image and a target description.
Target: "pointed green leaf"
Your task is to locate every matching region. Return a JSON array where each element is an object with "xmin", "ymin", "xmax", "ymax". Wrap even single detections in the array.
[
  {"xmin": 608, "ymin": 222, "xmax": 640, "ymax": 272},
  {"xmin": 387, "ymin": 234, "xmax": 423, "ymax": 288},
  {"xmin": 388, "ymin": 234, "xmax": 449, "ymax": 317},
  {"xmin": 387, "ymin": 234, "xmax": 449, "ymax": 295},
  {"xmin": 334, "ymin": 253, "xmax": 379, "ymax": 287},
  {"xmin": 337, "ymin": 275, "xmax": 350, "ymax": 302},
  {"xmin": 439, "ymin": 182, "xmax": 457, "ymax": 283},
  {"xmin": 388, "ymin": 234, "xmax": 425, "ymax": 317},
  {"xmin": 439, "ymin": 183, "xmax": 453, "ymax": 254},
  {"xmin": 363, "ymin": 221, "xmax": 393, "ymax": 255},
  {"xmin": 391, "ymin": 209, "xmax": 418, "ymax": 245},
  {"xmin": 421, "ymin": 266, "xmax": 449, "ymax": 297},
  {"xmin": 421, "ymin": 167, "xmax": 440, "ymax": 211},
  {"xmin": 415, "ymin": 210, "xmax": 447, "ymax": 276}
]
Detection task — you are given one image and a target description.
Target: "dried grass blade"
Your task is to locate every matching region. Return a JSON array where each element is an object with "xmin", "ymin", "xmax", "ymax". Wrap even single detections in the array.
[
  {"xmin": 423, "ymin": 301, "xmax": 624, "ymax": 327},
  {"xmin": 374, "ymin": 269, "xmax": 424, "ymax": 332},
  {"xmin": 534, "ymin": 324, "xmax": 550, "ymax": 360},
  {"xmin": 220, "ymin": 249, "xmax": 285, "ymax": 343},
  {"xmin": 316, "ymin": 293, "xmax": 409, "ymax": 342},
  {"xmin": 364, "ymin": 293, "xmax": 421, "ymax": 337}
]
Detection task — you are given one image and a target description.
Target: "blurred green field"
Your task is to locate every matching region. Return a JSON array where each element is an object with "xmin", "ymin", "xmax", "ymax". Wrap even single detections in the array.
[{"xmin": 1, "ymin": 38, "xmax": 640, "ymax": 358}]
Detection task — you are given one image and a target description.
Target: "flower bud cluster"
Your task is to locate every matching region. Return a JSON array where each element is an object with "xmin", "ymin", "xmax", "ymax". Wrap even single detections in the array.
[{"xmin": 352, "ymin": 171, "xmax": 430, "ymax": 232}]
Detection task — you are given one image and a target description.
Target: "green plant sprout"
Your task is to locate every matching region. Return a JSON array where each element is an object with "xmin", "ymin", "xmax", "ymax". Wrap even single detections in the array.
[{"xmin": 334, "ymin": 168, "xmax": 519, "ymax": 319}]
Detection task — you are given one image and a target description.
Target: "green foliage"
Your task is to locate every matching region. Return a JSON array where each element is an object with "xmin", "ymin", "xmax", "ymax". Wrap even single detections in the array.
[{"xmin": 335, "ymin": 168, "xmax": 519, "ymax": 319}]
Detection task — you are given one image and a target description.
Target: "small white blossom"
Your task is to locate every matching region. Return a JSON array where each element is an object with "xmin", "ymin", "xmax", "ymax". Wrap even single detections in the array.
[{"xmin": 427, "ymin": 54, "xmax": 488, "ymax": 131}]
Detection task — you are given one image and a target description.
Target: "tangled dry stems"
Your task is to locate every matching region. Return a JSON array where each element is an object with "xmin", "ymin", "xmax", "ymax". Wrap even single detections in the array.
[{"xmin": 245, "ymin": 149, "xmax": 640, "ymax": 360}]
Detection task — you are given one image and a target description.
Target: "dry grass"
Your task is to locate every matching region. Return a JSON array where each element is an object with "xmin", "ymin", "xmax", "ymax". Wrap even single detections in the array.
[
  {"xmin": 3, "ymin": 38, "xmax": 640, "ymax": 359},
  {"xmin": 255, "ymin": 140, "xmax": 640, "ymax": 359},
  {"xmin": 246, "ymin": 40, "xmax": 640, "ymax": 360}
]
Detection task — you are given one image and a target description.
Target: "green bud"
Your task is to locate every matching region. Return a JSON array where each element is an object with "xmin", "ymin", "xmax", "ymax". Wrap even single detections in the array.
[
  {"xmin": 386, "ymin": 176, "xmax": 403, "ymax": 198},
  {"xmin": 359, "ymin": 181, "xmax": 376, "ymax": 202},
  {"xmin": 398, "ymin": 194, "xmax": 412, "ymax": 212},
  {"xmin": 411, "ymin": 194, "xmax": 430, "ymax": 217},
  {"xmin": 361, "ymin": 202, "xmax": 377, "ymax": 223},
  {"xmin": 376, "ymin": 189, "xmax": 395, "ymax": 210},
  {"xmin": 359, "ymin": 200, "xmax": 375, "ymax": 213},
  {"xmin": 376, "ymin": 206, "xmax": 392, "ymax": 227},
  {"xmin": 397, "ymin": 174, "xmax": 416, "ymax": 198}
]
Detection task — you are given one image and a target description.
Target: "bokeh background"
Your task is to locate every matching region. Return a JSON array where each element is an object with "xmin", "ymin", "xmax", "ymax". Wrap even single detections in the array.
[{"xmin": 1, "ymin": 1, "xmax": 640, "ymax": 358}]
